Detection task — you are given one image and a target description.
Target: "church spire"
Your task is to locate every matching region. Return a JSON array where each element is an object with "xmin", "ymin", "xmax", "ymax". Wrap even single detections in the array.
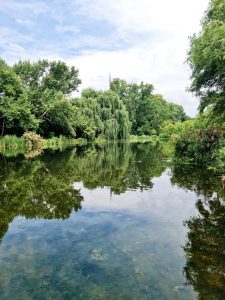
[{"xmin": 109, "ymin": 72, "xmax": 112, "ymax": 88}]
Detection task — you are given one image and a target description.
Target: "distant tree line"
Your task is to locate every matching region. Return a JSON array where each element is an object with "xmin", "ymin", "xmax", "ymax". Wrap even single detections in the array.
[{"xmin": 0, "ymin": 58, "xmax": 188, "ymax": 140}]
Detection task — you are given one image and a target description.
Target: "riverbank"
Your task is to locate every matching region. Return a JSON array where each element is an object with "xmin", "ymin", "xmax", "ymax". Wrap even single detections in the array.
[
  {"xmin": 0, "ymin": 133, "xmax": 162, "ymax": 158},
  {"xmin": 0, "ymin": 134, "xmax": 87, "ymax": 158}
]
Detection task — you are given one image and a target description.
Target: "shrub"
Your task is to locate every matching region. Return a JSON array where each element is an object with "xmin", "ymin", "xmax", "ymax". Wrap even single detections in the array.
[{"xmin": 23, "ymin": 132, "xmax": 45, "ymax": 150}]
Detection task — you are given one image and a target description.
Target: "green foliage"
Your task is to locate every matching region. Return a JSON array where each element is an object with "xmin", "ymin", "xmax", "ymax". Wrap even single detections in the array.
[
  {"xmin": 72, "ymin": 89, "xmax": 131, "ymax": 140},
  {"xmin": 0, "ymin": 59, "xmax": 81, "ymax": 137},
  {"xmin": 0, "ymin": 135, "xmax": 26, "ymax": 157},
  {"xmin": 110, "ymin": 78, "xmax": 188, "ymax": 135},
  {"xmin": 160, "ymin": 119, "xmax": 196, "ymax": 140},
  {"xmin": 187, "ymin": 0, "xmax": 225, "ymax": 115},
  {"xmin": 0, "ymin": 134, "xmax": 87, "ymax": 158},
  {"xmin": 23, "ymin": 131, "xmax": 45, "ymax": 150},
  {"xmin": 13, "ymin": 59, "xmax": 81, "ymax": 95},
  {"xmin": 129, "ymin": 134, "xmax": 159, "ymax": 144},
  {"xmin": 170, "ymin": 115, "xmax": 225, "ymax": 170},
  {"xmin": 0, "ymin": 58, "xmax": 188, "ymax": 141},
  {"xmin": 0, "ymin": 59, "xmax": 38, "ymax": 135},
  {"xmin": 13, "ymin": 60, "xmax": 81, "ymax": 137},
  {"xmin": 172, "ymin": 0, "xmax": 225, "ymax": 171}
]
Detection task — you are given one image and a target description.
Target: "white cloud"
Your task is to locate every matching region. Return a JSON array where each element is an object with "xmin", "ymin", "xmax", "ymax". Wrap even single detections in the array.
[
  {"xmin": 68, "ymin": 0, "xmax": 209, "ymax": 116},
  {"xmin": 73, "ymin": 0, "xmax": 208, "ymax": 34},
  {"xmin": 0, "ymin": 0, "xmax": 49, "ymax": 15},
  {"xmin": 0, "ymin": 0, "xmax": 210, "ymax": 116},
  {"xmin": 16, "ymin": 18, "xmax": 34, "ymax": 26},
  {"xmin": 55, "ymin": 25, "xmax": 80, "ymax": 34},
  {"xmin": 69, "ymin": 35, "xmax": 195, "ymax": 115}
]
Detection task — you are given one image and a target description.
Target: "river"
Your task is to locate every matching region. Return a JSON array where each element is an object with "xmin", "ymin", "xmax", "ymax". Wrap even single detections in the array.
[{"xmin": 0, "ymin": 142, "xmax": 224, "ymax": 299}]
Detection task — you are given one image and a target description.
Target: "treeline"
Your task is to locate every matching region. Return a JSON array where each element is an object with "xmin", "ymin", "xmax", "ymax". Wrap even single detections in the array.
[
  {"xmin": 0, "ymin": 58, "xmax": 188, "ymax": 140},
  {"xmin": 162, "ymin": 0, "xmax": 225, "ymax": 171}
]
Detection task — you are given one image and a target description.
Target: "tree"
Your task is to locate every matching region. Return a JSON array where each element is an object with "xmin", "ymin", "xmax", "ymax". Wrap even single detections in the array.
[
  {"xmin": 73, "ymin": 89, "xmax": 131, "ymax": 140},
  {"xmin": 38, "ymin": 94, "xmax": 77, "ymax": 137},
  {"xmin": 0, "ymin": 59, "xmax": 38, "ymax": 135},
  {"xmin": 110, "ymin": 79, "xmax": 154, "ymax": 134},
  {"xmin": 12, "ymin": 60, "xmax": 81, "ymax": 137},
  {"xmin": 0, "ymin": 57, "xmax": 188, "ymax": 139},
  {"xmin": 13, "ymin": 60, "xmax": 81, "ymax": 95},
  {"xmin": 188, "ymin": 0, "xmax": 225, "ymax": 116},
  {"xmin": 111, "ymin": 78, "xmax": 188, "ymax": 135}
]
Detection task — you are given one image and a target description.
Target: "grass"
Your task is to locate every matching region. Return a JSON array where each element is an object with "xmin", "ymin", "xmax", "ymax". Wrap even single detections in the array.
[
  {"xmin": 0, "ymin": 135, "xmax": 27, "ymax": 157},
  {"xmin": 0, "ymin": 133, "xmax": 164, "ymax": 158},
  {"xmin": 45, "ymin": 136, "xmax": 87, "ymax": 150},
  {"xmin": 0, "ymin": 134, "xmax": 87, "ymax": 158},
  {"xmin": 128, "ymin": 134, "xmax": 160, "ymax": 144}
]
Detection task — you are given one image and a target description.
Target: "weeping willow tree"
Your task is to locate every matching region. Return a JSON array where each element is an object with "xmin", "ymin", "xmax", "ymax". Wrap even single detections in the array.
[
  {"xmin": 73, "ymin": 89, "xmax": 131, "ymax": 140},
  {"xmin": 110, "ymin": 78, "xmax": 188, "ymax": 135}
]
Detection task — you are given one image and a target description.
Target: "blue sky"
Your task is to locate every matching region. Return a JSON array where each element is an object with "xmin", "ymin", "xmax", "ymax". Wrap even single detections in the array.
[{"xmin": 0, "ymin": 0, "xmax": 209, "ymax": 116}]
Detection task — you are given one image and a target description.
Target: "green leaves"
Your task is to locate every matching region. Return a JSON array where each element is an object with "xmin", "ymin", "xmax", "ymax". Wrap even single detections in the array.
[
  {"xmin": 13, "ymin": 60, "xmax": 81, "ymax": 95},
  {"xmin": 188, "ymin": 0, "xmax": 225, "ymax": 115},
  {"xmin": 73, "ymin": 89, "xmax": 131, "ymax": 140},
  {"xmin": 0, "ymin": 60, "xmax": 38, "ymax": 135},
  {"xmin": 0, "ymin": 58, "xmax": 82, "ymax": 137},
  {"xmin": 111, "ymin": 78, "xmax": 188, "ymax": 136},
  {"xmin": 0, "ymin": 57, "xmax": 187, "ymax": 140}
]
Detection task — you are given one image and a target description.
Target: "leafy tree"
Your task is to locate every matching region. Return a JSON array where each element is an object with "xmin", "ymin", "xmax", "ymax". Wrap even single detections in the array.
[
  {"xmin": 37, "ymin": 93, "xmax": 77, "ymax": 137},
  {"xmin": 0, "ymin": 57, "xmax": 188, "ymax": 140},
  {"xmin": 12, "ymin": 60, "xmax": 81, "ymax": 137},
  {"xmin": 73, "ymin": 89, "xmax": 131, "ymax": 140},
  {"xmin": 13, "ymin": 60, "xmax": 81, "ymax": 95},
  {"xmin": 111, "ymin": 78, "xmax": 188, "ymax": 135},
  {"xmin": 188, "ymin": 0, "xmax": 225, "ymax": 115},
  {"xmin": 110, "ymin": 79, "xmax": 154, "ymax": 133},
  {"xmin": 167, "ymin": 102, "xmax": 188, "ymax": 122},
  {"xmin": 0, "ymin": 59, "xmax": 38, "ymax": 135},
  {"xmin": 171, "ymin": 0, "xmax": 225, "ymax": 170}
]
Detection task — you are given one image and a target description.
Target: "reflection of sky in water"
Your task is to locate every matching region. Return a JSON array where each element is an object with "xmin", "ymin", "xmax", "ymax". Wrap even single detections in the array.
[
  {"xmin": 74, "ymin": 170, "xmax": 198, "ymax": 224},
  {"xmin": 0, "ymin": 170, "xmax": 197, "ymax": 299}
]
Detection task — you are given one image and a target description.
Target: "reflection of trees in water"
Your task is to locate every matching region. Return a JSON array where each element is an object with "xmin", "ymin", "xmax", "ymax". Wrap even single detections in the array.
[
  {"xmin": 171, "ymin": 164, "xmax": 225, "ymax": 299},
  {"xmin": 184, "ymin": 198, "xmax": 225, "ymax": 300},
  {"xmin": 0, "ymin": 142, "xmax": 168, "ymax": 241},
  {"xmin": 70, "ymin": 142, "xmax": 167, "ymax": 193},
  {"xmin": 0, "ymin": 158, "xmax": 83, "ymax": 241},
  {"xmin": 170, "ymin": 164, "xmax": 225, "ymax": 198}
]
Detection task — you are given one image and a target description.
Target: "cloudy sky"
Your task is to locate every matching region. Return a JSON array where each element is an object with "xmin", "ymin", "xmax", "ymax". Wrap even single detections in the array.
[{"xmin": 0, "ymin": 0, "xmax": 209, "ymax": 116}]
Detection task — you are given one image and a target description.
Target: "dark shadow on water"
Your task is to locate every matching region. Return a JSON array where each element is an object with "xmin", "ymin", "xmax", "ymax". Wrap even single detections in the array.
[{"xmin": 171, "ymin": 164, "xmax": 225, "ymax": 299}]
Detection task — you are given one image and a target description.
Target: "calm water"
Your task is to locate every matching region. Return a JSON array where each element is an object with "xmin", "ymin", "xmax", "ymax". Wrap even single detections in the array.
[{"xmin": 0, "ymin": 142, "xmax": 224, "ymax": 299}]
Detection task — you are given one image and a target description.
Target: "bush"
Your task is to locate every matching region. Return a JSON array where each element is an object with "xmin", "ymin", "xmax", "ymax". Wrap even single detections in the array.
[
  {"xmin": 23, "ymin": 132, "xmax": 45, "ymax": 150},
  {"xmin": 173, "ymin": 117, "xmax": 225, "ymax": 168}
]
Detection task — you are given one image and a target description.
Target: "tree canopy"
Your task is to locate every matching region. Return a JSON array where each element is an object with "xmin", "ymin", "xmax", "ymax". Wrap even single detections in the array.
[
  {"xmin": 188, "ymin": 0, "xmax": 225, "ymax": 116},
  {"xmin": 0, "ymin": 58, "xmax": 188, "ymax": 140},
  {"xmin": 171, "ymin": 0, "xmax": 225, "ymax": 171},
  {"xmin": 110, "ymin": 78, "xmax": 188, "ymax": 135}
]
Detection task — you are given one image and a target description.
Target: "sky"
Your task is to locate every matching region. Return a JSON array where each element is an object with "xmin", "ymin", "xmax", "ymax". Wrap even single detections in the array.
[{"xmin": 0, "ymin": 0, "xmax": 209, "ymax": 116}]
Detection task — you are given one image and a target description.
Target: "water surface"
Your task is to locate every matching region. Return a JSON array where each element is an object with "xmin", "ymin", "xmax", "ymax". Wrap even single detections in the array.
[{"xmin": 0, "ymin": 143, "xmax": 224, "ymax": 299}]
